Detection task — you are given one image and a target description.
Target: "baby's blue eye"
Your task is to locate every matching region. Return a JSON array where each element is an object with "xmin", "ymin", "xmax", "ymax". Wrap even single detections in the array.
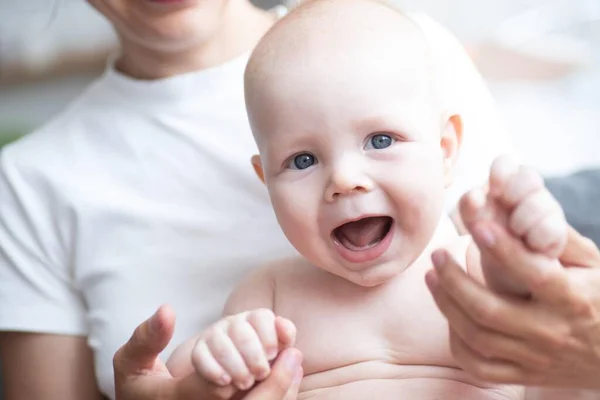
[
  {"xmin": 367, "ymin": 134, "xmax": 394, "ymax": 150},
  {"xmin": 288, "ymin": 153, "xmax": 317, "ymax": 170}
]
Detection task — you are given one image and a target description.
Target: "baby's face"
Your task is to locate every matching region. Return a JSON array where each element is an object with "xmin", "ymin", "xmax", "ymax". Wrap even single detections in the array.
[{"xmin": 246, "ymin": 1, "xmax": 460, "ymax": 286}]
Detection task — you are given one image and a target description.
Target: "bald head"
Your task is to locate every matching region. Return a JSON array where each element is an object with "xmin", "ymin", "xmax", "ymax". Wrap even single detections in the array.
[
  {"xmin": 244, "ymin": 0, "xmax": 440, "ymax": 145},
  {"xmin": 247, "ymin": 0, "xmax": 429, "ymax": 73}
]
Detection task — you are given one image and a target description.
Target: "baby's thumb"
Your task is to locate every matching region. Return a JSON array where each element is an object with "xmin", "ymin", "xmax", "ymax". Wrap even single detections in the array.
[
  {"xmin": 276, "ymin": 317, "xmax": 297, "ymax": 348},
  {"xmin": 113, "ymin": 305, "xmax": 176, "ymax": 376},
  {"xmin": 560, "ymin": 225, "xmax": 600, "ymax": 268}
]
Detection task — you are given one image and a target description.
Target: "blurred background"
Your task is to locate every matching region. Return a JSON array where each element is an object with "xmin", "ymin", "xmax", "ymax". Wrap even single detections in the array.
[{"xmin": 0, "ymin": 0, "xmax": 599, "ymax": 173}]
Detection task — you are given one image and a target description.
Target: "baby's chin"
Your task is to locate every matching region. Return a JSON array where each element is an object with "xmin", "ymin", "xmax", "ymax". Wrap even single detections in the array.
[{"xmin": 323, "ymin": 258, "xmax": 412, "ymax": 288}]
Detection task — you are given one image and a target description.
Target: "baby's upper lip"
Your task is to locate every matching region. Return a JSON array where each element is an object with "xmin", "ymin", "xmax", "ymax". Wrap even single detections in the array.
[{"xmin": 331, "ymin": 213, "xmax": 391, "ymax": 231}]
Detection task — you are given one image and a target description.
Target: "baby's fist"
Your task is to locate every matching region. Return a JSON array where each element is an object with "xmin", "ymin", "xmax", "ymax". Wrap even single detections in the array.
[
  {"xmin": 489, "ymin": 156, "xmax": 567, "ymax": 257},
  {"xmin": 191, "ymin": 309, "xmax": 296, "ymax": 391}
]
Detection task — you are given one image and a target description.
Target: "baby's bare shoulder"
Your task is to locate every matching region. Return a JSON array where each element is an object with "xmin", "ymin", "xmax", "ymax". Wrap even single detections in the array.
[
  {"xmin": 262, "ymin": 255, "xmax": 308, "ymax": 270},
  {"xmin": 260, "ymin": 255, "xmax": 321, "ymax": 278},
  {"xmin": 223, "ymin": 257, "xmax": 311, "ymax": 314}
]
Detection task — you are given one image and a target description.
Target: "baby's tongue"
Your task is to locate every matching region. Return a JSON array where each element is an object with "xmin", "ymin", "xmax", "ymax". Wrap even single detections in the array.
[{"xmin": 336, "ymin": 217, "xmax": 389, "ymax": 249}]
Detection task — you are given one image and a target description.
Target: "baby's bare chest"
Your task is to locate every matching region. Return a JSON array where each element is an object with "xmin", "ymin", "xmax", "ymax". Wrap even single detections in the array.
[{"xmin": 274, "ymin": 261, "xmax": 454, "ymax": 376}]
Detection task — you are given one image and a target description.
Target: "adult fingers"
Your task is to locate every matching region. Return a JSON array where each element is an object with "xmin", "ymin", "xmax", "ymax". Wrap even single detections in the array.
[
  {"xmin": 283, "ymin": 368, "xmax": 303, "ymax": 400},
  {"xmin": 469, "ymin": 221, "xmax": 576, "ymax": 309},
  {"xmin": 114, "ymin": 305, "xmax": 175, "ymax": 376},
  {"xmin": 427, "ymin": 250, "xmax": 563, "ymax": 342},
  {"xmin": 245, "ymin": 348, "xmax": 303, "ymax": 400},
  {"xmin": 174, "ymin": 372, "xmax": 237, "ymax": 400},
  {"xmin": 449, "ymin": 331, "xmax": 532, "ymax": 384},
  {"xmin": 427, "ymin": 270, "xmax": 551, "ymax": 369}
]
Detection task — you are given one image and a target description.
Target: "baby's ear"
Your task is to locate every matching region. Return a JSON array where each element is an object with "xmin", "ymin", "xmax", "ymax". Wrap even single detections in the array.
[
  {"xmin": 251, "ymin": 155, "xmax": 266, "ymax": 185},
  {"xmin": 440, "ymin": 114, "xmax": 463, "ymax": 188}
]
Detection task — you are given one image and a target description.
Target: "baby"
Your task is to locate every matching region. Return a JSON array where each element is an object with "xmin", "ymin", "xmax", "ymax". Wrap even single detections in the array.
[{"xmin": 167, "ymin": 1, "xmax": 567, "ymax": 398}]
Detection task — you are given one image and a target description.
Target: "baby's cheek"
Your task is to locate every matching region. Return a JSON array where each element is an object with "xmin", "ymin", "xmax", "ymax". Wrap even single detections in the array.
[
  {"xmin": 386, "ymin": 173, "xmax": 446, "ymax": 238},
  {"xmin": 403, "ymin": 192, "xmax": 440, "ymax": 230},
  {"xmin": 271, "ymin": 194, "xmax": 317, "ymax": 247}
]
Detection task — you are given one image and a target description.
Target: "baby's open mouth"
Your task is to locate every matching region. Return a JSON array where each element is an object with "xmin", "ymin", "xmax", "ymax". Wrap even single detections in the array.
[{"xmin": 332, "ymin": 216, "xmax": 393, "ymax": 251}]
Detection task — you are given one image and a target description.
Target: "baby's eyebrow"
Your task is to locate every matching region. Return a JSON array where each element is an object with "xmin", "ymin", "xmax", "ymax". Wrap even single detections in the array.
[
  {"xmin": 352, "ymin": 116, "xmax": 385, "ymax": 131},
  {"xmin": 351, "ymin": 114, "xmax": 413, "ymax": 135}
]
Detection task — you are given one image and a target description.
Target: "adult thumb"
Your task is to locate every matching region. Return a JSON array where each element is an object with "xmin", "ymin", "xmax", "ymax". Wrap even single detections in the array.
[{"xmin": 113, "ymin": 304, "xmax": 176, "ymax": 376}]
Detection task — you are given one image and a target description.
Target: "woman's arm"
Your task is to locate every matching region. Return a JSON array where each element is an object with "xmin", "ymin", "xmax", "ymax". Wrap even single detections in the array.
[
  {"xmin": 0, "ymin": 149, "xmax": 100, "ymax": 398},
  {"xmin": 0, "ymin": 332, "xmax": 103, "ymax": 400}
]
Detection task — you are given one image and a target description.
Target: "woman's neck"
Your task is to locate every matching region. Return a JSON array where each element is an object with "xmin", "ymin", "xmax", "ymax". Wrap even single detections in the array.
[{"xmin": 115, "ymin": 2, "xmax": 277, "ymax": 80}]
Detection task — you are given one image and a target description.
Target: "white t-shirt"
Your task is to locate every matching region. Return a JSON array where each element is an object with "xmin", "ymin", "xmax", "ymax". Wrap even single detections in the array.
[{"xmin": 0, "ymin": 13, "xmax": 514, "ymax": 399}]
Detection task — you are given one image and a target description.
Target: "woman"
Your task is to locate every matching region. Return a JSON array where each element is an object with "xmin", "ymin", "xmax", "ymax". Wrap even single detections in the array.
[{"xmin": 0, "ymin": 0, "xmax": 515, "ymax": 399}]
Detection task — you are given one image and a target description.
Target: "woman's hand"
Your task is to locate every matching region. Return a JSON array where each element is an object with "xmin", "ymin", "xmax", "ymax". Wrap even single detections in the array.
[
  {"xmin": 113, "ymin": 305, "xmax": 303, "ymax": 400},
  {"xmin": 427, "ymin": 218, "xmax": 600, "ymax": 388}
]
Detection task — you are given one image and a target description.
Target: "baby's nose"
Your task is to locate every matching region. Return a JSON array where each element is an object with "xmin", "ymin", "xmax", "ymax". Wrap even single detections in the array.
[{"xmin": 324, "ymin": 165, "xmax": 374, "ymax": 203}]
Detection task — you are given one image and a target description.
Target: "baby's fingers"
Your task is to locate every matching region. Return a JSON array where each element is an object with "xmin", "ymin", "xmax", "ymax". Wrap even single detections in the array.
[
  {"xmin": 458, "ymin": 189, "xmax": 490, "ymax": 226},
  {"xmin": 230, "ymin": 316, "xmax": 272, "ymax": 383},
  {"xmin": 524, "ymin": 211, "xmax": 567, "ymax": 258},
  {"xmin": 191, "ymin": 339, "xmax": 231, "ymax": 386},
  {"xmin": 508, "ymin": 189, "xmax": 558, "ymax": 237},
  {"xmin": 488, "ymin": 156, "xmax": 519, "ymax": 197},
  {"xmin": 276, "ymin": 317, "xmax": 297, "ymax": 349},
  {"xmin": 500, "ymin": 166, "xmax": 545, "ymax": 208},
  {"xmin": 206, "ymin": 329, "xmax": 254, "ymax": 391},
  {"xmin": 247, "ymin": 309, "xmax": 278, "ymax": 361}
]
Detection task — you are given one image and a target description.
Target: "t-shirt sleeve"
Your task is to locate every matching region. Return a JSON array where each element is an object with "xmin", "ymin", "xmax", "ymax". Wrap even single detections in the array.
[
  {"xmin": 0, "ymin": 144, "xmax": 88, "ymax": 335},
  {"xmin": 411, "ymin": 13, "xmax": 520, "ymax": 209}
]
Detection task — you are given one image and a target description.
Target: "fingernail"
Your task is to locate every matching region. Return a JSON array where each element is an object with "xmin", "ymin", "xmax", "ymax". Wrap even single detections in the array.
[
  {"xmin": 425, "ymin": 270, "xmax": 439, "ymax": 290},
  {"xmin": 238, "ymin": 377, "xmax": 254, "ymax": 391},
  {"xmin": 217, "ymin": 374, "xmax": 231, "ymax": 386},
  {"xmin": 267, "ymin": 348, "xmax": 278, "ymax": 361},
  {"xmin": 256, "ymin": 367, "xmax": 270, "ymax": 381},
  {"xmin": 473, "ymin": 224, "xmax": 495, "ymax": 247},
  {"xmin": 281, "ymin": 349, "xmax": 301, "ymax": 373},
  {"xmin": 431, "ymin": 250, "xmax": 446, "ymax": 269}
]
